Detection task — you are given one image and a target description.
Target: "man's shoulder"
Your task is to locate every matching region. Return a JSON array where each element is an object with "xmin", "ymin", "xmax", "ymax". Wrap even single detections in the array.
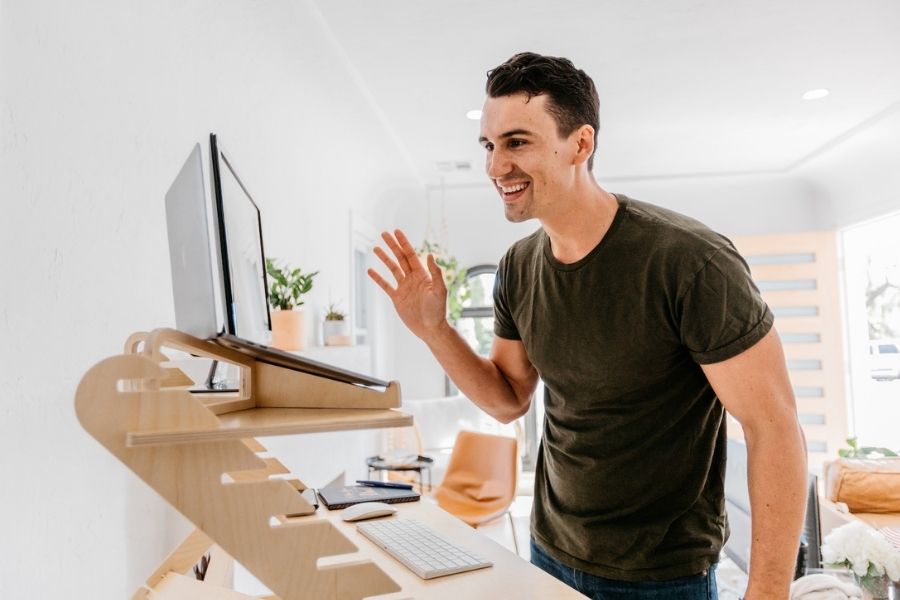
[{"xmin": 617, "ymin": 194, "xmax": 731, "ymax": 257}]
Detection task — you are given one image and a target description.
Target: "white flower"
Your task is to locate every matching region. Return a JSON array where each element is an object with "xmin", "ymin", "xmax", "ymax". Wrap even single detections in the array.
[{"xmin": 822, "ymin": 522, "xmax": 900, "ymax": 581}]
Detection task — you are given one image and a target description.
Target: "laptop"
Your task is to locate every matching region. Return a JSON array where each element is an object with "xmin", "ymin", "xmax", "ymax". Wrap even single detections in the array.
[{"xmin": 164, "ymin": 137, "xmax": 387, "ymax": 389}]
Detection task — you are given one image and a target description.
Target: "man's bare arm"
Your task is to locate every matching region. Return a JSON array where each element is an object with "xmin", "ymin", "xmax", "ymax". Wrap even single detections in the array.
[
  {"xmin": 701, "ymin": 328, "xmax": 807, "ymax": 600},
  {"xmin": 419, "ymin": 323, "xmax": 537, "ymax": 423},
  {"xmin": 368, "ymin": 230, "xmax": 538, "ymax": 422}
]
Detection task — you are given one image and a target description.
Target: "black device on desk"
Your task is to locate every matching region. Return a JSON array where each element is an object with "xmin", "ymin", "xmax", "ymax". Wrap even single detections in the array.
[{"xmin": 317, "ymin": 485, "xmax": 420, "ymax": 510}]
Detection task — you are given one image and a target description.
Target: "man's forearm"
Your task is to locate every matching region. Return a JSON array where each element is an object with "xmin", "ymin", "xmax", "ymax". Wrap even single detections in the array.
[
  {"xmin": 743, "ymin": 418, "xmax": 807, "ymax": 599},
  {"xmin": 421, "ymin": 322, "xmax": 531, "ymax": 423}
]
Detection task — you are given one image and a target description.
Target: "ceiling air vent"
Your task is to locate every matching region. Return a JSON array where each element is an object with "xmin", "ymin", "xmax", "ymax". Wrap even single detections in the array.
[{"xmin": 436, "ymin": 160, "xmax": 472, "ymax": 172}]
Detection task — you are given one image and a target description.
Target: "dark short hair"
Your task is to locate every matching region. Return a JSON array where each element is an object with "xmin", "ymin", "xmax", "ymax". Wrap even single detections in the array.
[{"xmin": 486, "ymin": 52, "xmax": 600, "ymax": 170}]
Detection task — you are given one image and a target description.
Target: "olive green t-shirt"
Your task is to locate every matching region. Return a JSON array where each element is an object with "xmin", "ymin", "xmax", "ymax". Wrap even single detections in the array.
[{"xmin": 493, "ymin": 194, "xmax": 773, "ymax": 581}]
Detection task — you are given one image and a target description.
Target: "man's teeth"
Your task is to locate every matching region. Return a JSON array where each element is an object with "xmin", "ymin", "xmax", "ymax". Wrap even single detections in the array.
[{"xmin": 501, "ymin": 183, "xmax": 529, "ymax": 194}]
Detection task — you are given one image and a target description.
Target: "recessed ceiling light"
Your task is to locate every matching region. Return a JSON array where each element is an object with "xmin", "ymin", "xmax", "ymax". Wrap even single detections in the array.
[
  {"xmin": 466, "ymin": 109, "xmax": 482, "ymax": 120},
  {"xmin": 802, "ymin": 88, "xmax": 830, "ymax": 100}
]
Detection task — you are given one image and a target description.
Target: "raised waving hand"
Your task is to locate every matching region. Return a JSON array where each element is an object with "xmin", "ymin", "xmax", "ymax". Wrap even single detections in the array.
[{"xmin": 368, "ymin": 230, "xmax": 449, "ymax": 341}]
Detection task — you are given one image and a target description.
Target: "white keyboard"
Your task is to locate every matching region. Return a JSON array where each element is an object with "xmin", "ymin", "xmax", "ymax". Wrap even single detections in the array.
[{"xmin": 356, "ymin": 518, "xmax": 493, "ymax": 580}]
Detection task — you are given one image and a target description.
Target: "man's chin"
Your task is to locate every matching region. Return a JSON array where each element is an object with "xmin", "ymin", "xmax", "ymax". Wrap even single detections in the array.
[{"xmin": 504, "ymin": 207, "xmax": 532, "ymax": 223}]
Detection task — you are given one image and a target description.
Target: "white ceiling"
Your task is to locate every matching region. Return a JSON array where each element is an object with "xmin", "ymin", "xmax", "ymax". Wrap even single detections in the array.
[{"xmin": 311, "ymin": 0, "xmax": 900, "ymax": 187}]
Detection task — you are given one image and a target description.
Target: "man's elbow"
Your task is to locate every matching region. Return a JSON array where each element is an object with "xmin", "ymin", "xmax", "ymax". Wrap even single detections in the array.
[
  {"xmin": 495, "ymin": 398, "xmax": 531, "ymax": 424},
  {"xmin": 737, "ymin": 400, "xmax": 802, "ymax": 441}
]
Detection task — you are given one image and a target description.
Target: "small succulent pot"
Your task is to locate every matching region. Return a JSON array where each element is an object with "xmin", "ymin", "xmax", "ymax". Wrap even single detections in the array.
[{"xmin": 323, "ymin": 318, "xmax": 351, "ymax": 346}]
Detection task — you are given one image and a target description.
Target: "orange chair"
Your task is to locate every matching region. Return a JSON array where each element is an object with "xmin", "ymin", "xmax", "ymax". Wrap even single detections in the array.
[{"xmin": 432, "ymin": 430, "xmax": 519, "ymax": 553}]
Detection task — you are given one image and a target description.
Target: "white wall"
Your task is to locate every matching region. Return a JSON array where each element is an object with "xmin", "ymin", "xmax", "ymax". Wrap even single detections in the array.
[
  {"xmin": 612, "ymin": 173, "xmax": 830, "ymax": 235},
  {"xmin": 0, "ymin": 1, "xmax": 421, "ymax": 597}
]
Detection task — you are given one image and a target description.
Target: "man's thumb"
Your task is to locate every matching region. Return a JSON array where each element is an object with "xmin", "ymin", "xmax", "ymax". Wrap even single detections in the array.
[{"xmin": 426, "ymin": 254, "xmax": 446, "ymax": 292}]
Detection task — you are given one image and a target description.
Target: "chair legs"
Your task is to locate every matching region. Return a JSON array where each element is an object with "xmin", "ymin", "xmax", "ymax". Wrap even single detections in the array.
[
  {"xmin": 470, "ymin": 512, "xmax": 521, "ymax": 556},
  {"xmin": 506, "ymin": 511, "xmax": 520, "ymax": 555}
]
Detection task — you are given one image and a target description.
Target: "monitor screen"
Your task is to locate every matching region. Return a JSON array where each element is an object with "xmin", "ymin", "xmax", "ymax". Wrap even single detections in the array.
[{"xmin": 209, "ymin": 133, "xmax": 271, "ymax": 345}]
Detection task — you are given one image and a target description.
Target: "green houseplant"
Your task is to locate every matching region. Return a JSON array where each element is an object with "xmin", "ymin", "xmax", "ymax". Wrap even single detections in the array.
[
  {"xmin": 265, "ymin": 258, "xmax": 318, "ymax": 350},
  {"xmin": 838, "ymin": 437, "xmax": 899, "ymax": 459},
  {"xmin": 325, "ymin": 302, "xmax": 346, "ymax": 322}
]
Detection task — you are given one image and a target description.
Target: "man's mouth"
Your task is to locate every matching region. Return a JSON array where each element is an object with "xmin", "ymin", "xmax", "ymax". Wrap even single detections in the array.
[{"xmin": 498, "ymin": 181, "xmax": 530, "ymax": 200}]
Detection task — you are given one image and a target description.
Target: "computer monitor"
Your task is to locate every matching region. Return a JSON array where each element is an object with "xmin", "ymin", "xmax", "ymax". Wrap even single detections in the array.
[
  {"xmin": 724, "ymin": 440, "xmax": 821, "ymax": 579},
  {"xmin": 165, "ymin": 136, "xmax": 389, "ymax": 388},
  {"xmin": 802, "ymin": 474, "xmax": 822, "ymax": 570},
  {"xmin": 209, "ymin": 133, "xmax": 271, "ymax": 345},
  {"xmin": 724, "ymin": 438, "xmax": 752, "ymax": 573},
  {"xmin": 165, "ymin": 143, "xmax": 220, "ymax": 339}
]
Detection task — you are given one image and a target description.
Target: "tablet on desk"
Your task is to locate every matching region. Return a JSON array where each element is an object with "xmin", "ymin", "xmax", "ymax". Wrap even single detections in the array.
[{"xmin": 317, "ymin": 485, "xmax": 420, "ymax": 510}]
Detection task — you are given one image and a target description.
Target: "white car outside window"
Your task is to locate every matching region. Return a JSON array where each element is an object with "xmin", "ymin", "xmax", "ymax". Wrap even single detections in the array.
[{"xmin": 869, "ymin": 340, "xmax": 900, "ymax": 381}]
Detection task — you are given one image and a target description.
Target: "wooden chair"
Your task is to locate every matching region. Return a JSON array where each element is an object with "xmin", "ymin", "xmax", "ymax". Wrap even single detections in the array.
[{"xmin": 432, "ymin": 430, "xmax": 519, "ymax": 553}]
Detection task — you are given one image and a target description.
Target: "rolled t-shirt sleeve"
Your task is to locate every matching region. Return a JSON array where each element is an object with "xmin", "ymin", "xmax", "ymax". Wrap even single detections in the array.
[
  {"xmin": 679, "ymin": 244, "xmax": 774, "ymax": 364},
  {"xmin": 493, "ymin": 255, "xmax": 521, "ymax": 340}
]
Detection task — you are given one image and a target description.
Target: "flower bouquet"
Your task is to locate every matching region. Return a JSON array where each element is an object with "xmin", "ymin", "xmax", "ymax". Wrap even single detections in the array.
[{"xmin": 822, "ymin": 521, "xmax": 900, "ymax": 599}]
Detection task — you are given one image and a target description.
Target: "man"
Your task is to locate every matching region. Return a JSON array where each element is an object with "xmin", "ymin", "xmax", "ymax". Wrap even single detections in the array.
[{"xmin": 369, "ymin": 52, "xmax": 807, "ymax": 600}]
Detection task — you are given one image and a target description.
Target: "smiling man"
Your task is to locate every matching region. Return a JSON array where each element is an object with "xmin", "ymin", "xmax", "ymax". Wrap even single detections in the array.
[{"xmin": 369, "ymin": 52, "xmax": 807, "ymax": 600}]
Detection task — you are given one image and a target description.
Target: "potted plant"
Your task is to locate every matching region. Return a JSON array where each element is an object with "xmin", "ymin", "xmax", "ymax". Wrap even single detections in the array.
[
  {"xmin": 822, "ymin": 521, "xmax": 900, "ymax": 599},
  {"xmin": 265, "ymin": 258, "xmax": 318, "ymax": 350},
  {"xmin": 323, "ymin": 301, "xmax": 352, "ymax": 346}
]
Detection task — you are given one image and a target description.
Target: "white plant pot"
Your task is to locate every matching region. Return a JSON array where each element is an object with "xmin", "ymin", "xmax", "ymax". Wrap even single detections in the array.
[{"xmin": 323, "ymin": 320, "xmax": 351, "ymax": 346}]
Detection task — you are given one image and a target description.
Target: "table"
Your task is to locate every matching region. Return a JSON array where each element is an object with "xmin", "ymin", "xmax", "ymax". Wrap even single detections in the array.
[
  {"xmin": 367, "ymin": 454, "xmax": 434, "ymax": 492},
  {"xmin": 317, "ymin": 496, "xmax": 588, "ymax": 599}
]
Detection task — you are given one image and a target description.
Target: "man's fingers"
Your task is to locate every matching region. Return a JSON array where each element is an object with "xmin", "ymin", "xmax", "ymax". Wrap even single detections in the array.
[
  {"xmin": 426, "ymin": 254, "xmax": 446, "ymax": 293},
  {"xmin": 367, "ymin": 268, "xmax": 397, "ymax": 299},
  {"xmin": 381, "ymin": 231, "xmax": 415, "ymax": 275},
  {"xmin": 395, "ymin": 230, "xmax": 426, "ymax": 274},
  {"xmin": 373, "ymin": 246, "xmax": 405, "ymax": 283}
]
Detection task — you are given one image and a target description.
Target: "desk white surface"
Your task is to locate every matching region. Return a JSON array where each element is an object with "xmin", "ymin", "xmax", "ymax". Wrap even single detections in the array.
[{"xmin": 307, "ymin": 496, "xmax": 588, "ymax": 599}]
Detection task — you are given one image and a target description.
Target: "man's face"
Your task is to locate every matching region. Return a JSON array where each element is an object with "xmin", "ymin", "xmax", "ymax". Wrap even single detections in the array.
[{"xmin": 479, "ymin": 93, "xmax": 576, "ymax": 223}]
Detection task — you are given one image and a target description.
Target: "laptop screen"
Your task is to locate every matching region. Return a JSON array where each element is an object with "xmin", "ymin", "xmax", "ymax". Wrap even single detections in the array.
[{"xmin": 210, "ymin": 134, "xmax": 271, "ymax": 345}]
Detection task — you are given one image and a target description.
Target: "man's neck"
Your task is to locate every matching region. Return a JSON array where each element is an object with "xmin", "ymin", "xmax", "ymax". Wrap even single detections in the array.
[{"xmin": 541, "ymin": 182, "xmax": 619, "ymax": 264}]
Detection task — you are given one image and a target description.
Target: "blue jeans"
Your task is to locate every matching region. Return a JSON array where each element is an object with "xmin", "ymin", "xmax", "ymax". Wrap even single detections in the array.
[{"xmin": 530, "ymin": 538, "xmax": 718, "ymax": 600}]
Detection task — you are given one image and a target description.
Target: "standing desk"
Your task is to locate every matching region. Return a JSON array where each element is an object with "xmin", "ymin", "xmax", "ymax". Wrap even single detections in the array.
[{"xmin": 75, "ymin": 328, "xmax": 586, "ymax": 599}]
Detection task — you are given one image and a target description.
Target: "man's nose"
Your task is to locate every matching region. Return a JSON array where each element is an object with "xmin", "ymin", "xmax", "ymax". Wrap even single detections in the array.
[{"xmin": 486, "ymin": 149, "xmax": 511, "ymax": 179}]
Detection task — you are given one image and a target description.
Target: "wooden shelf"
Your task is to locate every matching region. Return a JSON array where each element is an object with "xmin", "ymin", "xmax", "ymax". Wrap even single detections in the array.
[
  {"xmin": 79, "ymin": 329, "xmax": 409, "ymax": 599},
  {"xmin": 127, "ymin": 407, "xmax": 412, "ymax": 447}
]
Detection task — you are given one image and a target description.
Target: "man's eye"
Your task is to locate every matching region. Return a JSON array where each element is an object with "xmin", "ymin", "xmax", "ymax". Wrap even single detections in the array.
[
  {"xmin": 509, "ymin": 139, "xmax": 526, "ymax": 148},
  {"xmin": 483, "ymin": 143, "xmax": 494, "ymax": 152}
]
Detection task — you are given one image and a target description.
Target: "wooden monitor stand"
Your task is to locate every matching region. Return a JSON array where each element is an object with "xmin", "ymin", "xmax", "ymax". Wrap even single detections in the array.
[{"xmin": 75, "ymin": 328, "xmax": 412, "ymax": 600}]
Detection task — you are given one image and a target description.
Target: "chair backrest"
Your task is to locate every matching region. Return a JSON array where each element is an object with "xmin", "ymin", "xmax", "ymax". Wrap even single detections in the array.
[{"xmin": 441, "ymin": 430, "xmax": 518, "ymax": 501}]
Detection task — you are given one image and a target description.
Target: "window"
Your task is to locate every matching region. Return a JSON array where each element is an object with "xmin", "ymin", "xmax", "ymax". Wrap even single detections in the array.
[
  {"xmin": 455, "ymin": 264, "xmax": 541, "ymax": 471},
  {"xmin": 352, "ymin": 245, "xmax": 369, "ymax": 345},
  {"xmin": 456, "ymin": 265, "xmax": 497, "ymax": 356},
  {"xmin": 841, "ymin": 211, "xmax": 900, "ymax": 450}
]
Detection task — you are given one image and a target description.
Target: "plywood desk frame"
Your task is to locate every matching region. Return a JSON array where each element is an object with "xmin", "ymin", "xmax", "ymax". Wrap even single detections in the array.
[{"xmin": 75, "ymin": 328, "xmax": 412, "ymax": 600}]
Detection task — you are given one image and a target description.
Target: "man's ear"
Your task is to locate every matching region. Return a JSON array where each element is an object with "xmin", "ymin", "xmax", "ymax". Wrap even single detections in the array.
[{"xmin": 572, "ymin": 125, "xmax": 595, "ymax": 166}]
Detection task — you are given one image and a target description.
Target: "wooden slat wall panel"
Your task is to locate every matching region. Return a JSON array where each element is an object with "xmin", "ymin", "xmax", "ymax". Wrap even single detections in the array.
[
  {"xmin": 730, "ymin": 231, "xmax": 847, "ymax": 471},
  {"xmin": 762, "ymin": 290, "xmax": 823, "ymax": 306},
  {"xmin": 750, "ymin": 262, "xmax": 820, "ymax": 280}
]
